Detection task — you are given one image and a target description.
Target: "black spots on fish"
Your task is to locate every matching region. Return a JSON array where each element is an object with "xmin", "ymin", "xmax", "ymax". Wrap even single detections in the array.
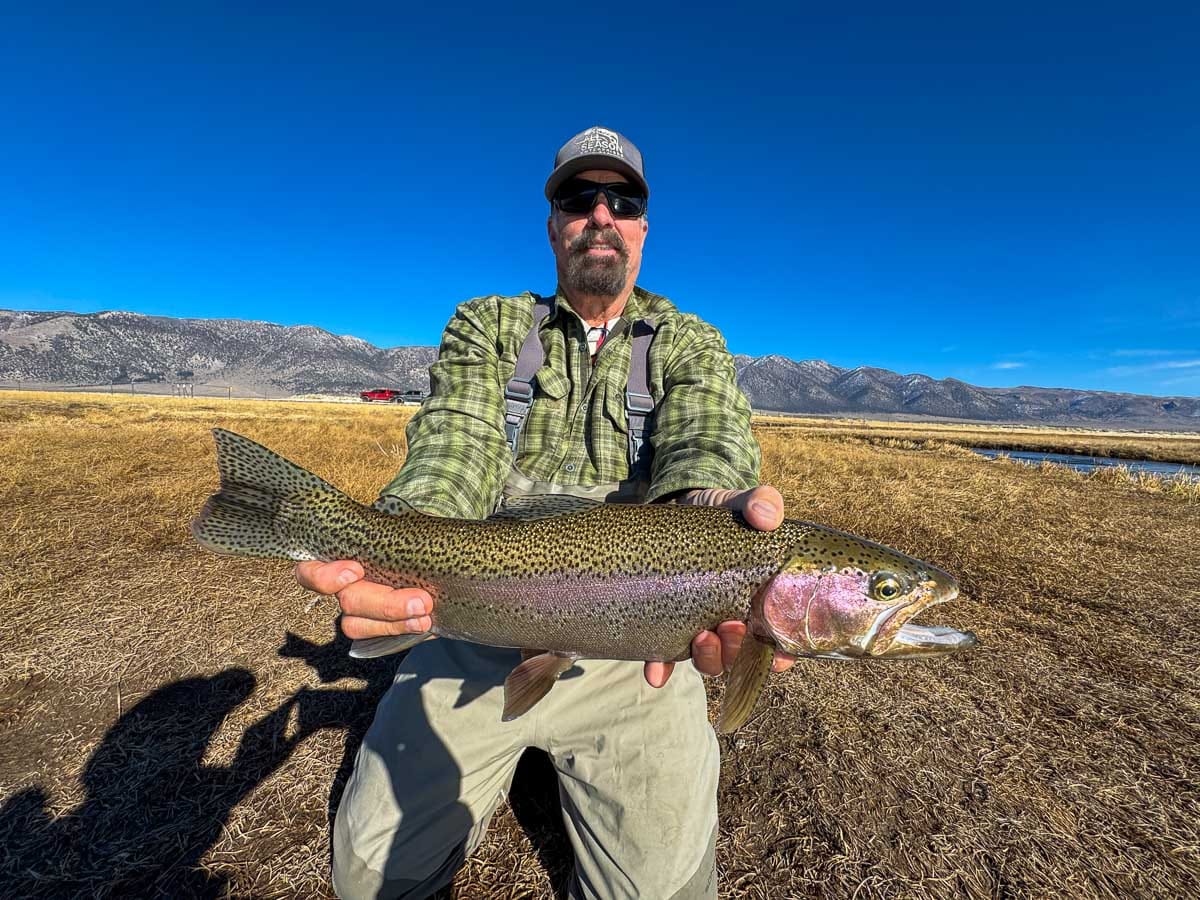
[
  {"xmin": 374, "ymin": 495, "xmax": 409, "ymax": 516},
  {"xmin": 793, "ymin": 529, "xmax": 894, "ymax": 573},
  {"xmin": 212, "ymin": 429, "xmax": 339, "ymax": 501},
  {"xmin": 196, "ymin": 429, "xmax": 374, "ymax": 561}
]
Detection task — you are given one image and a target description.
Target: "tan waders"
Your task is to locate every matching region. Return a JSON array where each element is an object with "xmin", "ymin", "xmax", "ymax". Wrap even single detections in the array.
[{"xmin": 331, "ymin": 639, "xmax": 720, "ymax": 899}]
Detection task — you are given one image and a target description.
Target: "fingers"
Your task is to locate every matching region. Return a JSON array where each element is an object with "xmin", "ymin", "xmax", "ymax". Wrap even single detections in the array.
[
  {"xmin": 336, "ymin": 580, "xmax": 432, "ymax": 622},
  {"xmin": 715, "ymin": 621, "xmax": 746, "ymax": 668},
  {"xmin": 337, "ymin": 580, "xmax": 433, "ymax": 638},
  {"xmin": 644, "ymin": 660, "xmax": 674, "ymax": 688},
  {"xmin": 294, "ymin": 561, "xmax": 434, "ymax": 642},
  {"xmin": 691, "ymin": 630, "xmax": 724, "ymax": 677},
  {"xmin": 340, "ymin": 610, "xmax": 433, "ymax": 640},
  {"xmin": 339, "ymin": 581, "xmax": 433, "ymax": 640},
  {"xmin": 295, "ymin": 560, "xmax": 364, "ymax": 593},
  {"xmin": 772, "ymin": 651, "xmax": 797, "ymax": 673},
  {"xmin": 693, "ymin": 621, "xmax": 795, "ymax": 678},
  {"xmin": 690, "ymin": 622, "xmax": 746, "ymax": 677}
]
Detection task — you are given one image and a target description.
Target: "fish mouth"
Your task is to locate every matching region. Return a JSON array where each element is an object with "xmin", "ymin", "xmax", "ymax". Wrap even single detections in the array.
[
  {"xmin": 888, "ymin": 622, "xmax": 978, "ymax": 655},
  {"xmin": 868, "ymin": 585, "xmax": 977, "ymax": 658}
]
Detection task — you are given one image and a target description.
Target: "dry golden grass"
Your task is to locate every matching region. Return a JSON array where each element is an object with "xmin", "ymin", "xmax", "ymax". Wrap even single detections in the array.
[
  {"xmin": 1, "ymin": 391, "xmax": 1198, "ymax": 898},
  {"xmin": 754, "ymin": 414, "xmax": 1200, "ymax": 466}
]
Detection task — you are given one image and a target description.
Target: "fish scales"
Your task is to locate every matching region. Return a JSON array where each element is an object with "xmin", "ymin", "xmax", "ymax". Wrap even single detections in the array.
[{"xmin": 290, "ymin": 500, "xmax": 814, "ymax": 660}]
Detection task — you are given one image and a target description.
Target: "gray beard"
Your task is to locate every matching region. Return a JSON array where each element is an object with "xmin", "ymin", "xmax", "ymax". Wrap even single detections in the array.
[{"xmin": 563, "ymin": 227, "xmax": 629, "ymax": 298}]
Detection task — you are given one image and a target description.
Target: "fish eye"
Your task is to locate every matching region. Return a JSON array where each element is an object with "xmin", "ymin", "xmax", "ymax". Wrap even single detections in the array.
[{"xmin": 871, "ymin": 573, "xmax": 904, "ymax": 602}]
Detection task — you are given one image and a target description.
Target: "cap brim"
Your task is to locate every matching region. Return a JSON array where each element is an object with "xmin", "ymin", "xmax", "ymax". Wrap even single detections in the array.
[{"xmin": 544, "ymin": 155, "xmax": 649, "ymax": 200}]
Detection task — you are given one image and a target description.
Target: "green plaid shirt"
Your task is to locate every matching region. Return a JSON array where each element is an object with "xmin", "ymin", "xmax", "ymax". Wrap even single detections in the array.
[{"xmin": 379, "ymin": 286, "xmax": 760, "ymax": 519}]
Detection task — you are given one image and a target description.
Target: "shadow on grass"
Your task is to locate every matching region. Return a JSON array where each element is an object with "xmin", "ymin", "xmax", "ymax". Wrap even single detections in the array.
[
  {"xmin": 1, "ymin": 667, "xmax": 280, "ymax": 897},
  {"xmin": 0, "ymin": 630, "xmax": 572, "ymax": 898}
]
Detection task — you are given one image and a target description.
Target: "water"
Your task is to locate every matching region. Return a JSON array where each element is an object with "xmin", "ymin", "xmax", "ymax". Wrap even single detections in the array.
[{"xmin": 971, "ymin": 448, "xmax": 1200, "ymax": 481}]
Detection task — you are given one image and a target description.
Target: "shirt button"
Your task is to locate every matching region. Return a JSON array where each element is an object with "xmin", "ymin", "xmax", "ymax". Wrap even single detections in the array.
[{"xmin": 564, "ymin": 463, "xmax": 576, "ymax": 472}]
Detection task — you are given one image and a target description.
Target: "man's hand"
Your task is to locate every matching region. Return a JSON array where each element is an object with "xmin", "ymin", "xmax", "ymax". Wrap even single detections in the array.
[
  {"xmin": 295, "ymin": 561, "xmax": 434, "ymax": 641},
  {"xmin": 644, "ymin": 485, "xmax": 797, "ymax": 688}
]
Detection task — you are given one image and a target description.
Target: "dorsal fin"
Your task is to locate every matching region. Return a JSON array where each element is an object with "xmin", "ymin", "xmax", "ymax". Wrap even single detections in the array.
[{"xmin": 487, "ymin": 495, "xmax": 603, "ymax": 522}]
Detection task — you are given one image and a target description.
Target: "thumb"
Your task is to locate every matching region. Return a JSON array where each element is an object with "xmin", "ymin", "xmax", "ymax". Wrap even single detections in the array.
[
  {"xmin": 679, "ymin": 485, "xmax": 784, "ymax": 532},
  {"xmin": 739, "ymin": 485, "xmax": 784, "ymax": 532}
]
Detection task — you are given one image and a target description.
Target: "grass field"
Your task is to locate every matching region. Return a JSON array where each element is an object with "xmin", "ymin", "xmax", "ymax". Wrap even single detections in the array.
[{"xmin": 1, "ymin": 391, "xmax": 1197, "ymax": 898}]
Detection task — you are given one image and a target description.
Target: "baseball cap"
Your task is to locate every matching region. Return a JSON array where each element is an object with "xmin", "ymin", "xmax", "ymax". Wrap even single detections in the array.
[{"xmin": 544, "ymin": 126, "xmax": 649, "ymax": 201}]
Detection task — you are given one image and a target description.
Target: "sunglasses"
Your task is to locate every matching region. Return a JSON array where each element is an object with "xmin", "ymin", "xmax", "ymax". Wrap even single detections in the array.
[{"xmin": 553, "ymin": 178, "xmax": 647, "ymax": 218}]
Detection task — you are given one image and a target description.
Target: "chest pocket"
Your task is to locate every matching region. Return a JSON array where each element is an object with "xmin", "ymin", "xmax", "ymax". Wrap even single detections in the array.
[
  {"xmin": 601, "ymin": 366, "xmax": 630, "ymax": 435},
  {"xmin": 511, "ymin": 367, "xmax": 568, "ymax": 457},
  {"xmin": 534, "ymin": 365, "xmax": 569, "ymax": 402}
]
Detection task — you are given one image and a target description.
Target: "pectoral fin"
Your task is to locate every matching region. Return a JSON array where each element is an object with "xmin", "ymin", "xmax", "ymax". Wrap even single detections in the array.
[
  {"xmin": 349, "ymin": 632, "xmax": 434, "ymax": 659},
  {"xmin": 717, "ymin": 633, "xmax": 774, "ymax": 733},
  {"xmin": 503, "ymin": 652, "xmax": 577, "ymax": 721}
]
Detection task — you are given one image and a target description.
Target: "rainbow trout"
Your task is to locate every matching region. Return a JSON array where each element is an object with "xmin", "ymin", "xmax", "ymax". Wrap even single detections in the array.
[{"xmin": 193, "ymin": 429, "xmax": 976, "ymax": 731}]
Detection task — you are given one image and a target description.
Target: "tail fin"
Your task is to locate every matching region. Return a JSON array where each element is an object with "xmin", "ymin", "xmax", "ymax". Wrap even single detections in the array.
[{"xmin": 191, "ymin": 428, "xmax": 357, "ymax": 561}]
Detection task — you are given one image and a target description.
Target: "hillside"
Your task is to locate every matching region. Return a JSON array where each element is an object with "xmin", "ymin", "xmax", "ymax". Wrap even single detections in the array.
[{"xmin": 2, "ymin": 308, "xmax": 1197, "ymax": 428}]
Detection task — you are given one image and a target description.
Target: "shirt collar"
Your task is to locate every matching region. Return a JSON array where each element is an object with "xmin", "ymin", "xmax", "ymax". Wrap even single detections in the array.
[{"xmin": 547, "ymin": 285, "xmax": 652, "ymax": 329}]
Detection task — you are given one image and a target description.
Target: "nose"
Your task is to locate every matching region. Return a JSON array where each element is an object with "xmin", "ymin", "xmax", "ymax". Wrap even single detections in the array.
[{"xmin": 588, "ymin": 194, "xmax": 616, "ymax": 227}]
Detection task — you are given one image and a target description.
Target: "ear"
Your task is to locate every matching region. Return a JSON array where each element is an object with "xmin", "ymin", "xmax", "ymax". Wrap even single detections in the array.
[{"xmin": 547, "ymin": 214, "xmax": 558, "ymax": 247}]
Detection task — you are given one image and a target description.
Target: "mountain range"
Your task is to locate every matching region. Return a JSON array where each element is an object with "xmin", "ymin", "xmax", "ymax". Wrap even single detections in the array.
[
  {"xmin": 2, "ymin": 308, "xmax": 1196, "ymax": 429},
  {"xmin": 734, "ymin": 354, "xmax": 1197, "ymax": 426},
  {"xmin": 0, "ymin": 308, "xmax": 436, "ymax": 397}
]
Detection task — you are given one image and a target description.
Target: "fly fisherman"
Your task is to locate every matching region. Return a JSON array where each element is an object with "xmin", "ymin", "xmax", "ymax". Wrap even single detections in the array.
[{"xmin": 296, "ymin": 126, "xmax": 795, "ymax": 900}]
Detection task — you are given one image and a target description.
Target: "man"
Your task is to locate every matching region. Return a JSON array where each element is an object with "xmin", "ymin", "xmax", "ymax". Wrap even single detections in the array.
[{"xmin": 297, "ymin": 126, "xmax": 794, "ymax": 899}]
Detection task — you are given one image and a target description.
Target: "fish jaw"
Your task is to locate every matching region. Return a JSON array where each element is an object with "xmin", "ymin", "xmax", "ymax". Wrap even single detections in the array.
[
  {"xmin": 756, "ymin": 559, "xmax": 974, "ymax": 660},
  {"xmin": 878, "ymin": 622, "xmax": 978, "ymax": 657}
]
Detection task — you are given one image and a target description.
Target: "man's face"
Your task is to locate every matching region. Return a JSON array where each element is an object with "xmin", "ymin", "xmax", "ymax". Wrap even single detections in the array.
[{"xmin": 547, "ymin": 169, "xmax": 648, "ymax": 300}]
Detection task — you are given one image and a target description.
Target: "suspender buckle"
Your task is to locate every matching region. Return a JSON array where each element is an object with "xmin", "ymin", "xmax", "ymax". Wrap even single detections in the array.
[
  {"xmin": 625, "ymin": 390, "xmax": 654, "ymax": 414},
  {"xmin": 505, "ymin": 380, "xmax": 534, "ymax": 404},
  {"xmin": 505, "ymin": 380, "xmax": 536, "ymax": 450}
]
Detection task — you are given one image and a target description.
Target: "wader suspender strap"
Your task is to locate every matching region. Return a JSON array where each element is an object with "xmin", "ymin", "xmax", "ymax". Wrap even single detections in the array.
[
  {"xmin": 504, "ymin": 295, "xmax": 555, "ymax": 455},
  {"xmin": 625, "ymin": 318, "xmax": 658, "ymax": 474},
  {"xmin": 503, "ymin": 297, "xmax": 659, "ymax": 473}
]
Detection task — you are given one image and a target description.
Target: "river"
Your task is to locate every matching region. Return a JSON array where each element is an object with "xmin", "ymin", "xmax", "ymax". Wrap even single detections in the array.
[{"xmin": 971, "ymin": 448, "xmax": 1200, "ymax": 481}]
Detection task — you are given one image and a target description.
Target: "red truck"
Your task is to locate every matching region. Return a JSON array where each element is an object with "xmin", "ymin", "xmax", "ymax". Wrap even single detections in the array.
[{"xmin": 359, "ymin": 388, "xmax": 403, "ymax": 402}]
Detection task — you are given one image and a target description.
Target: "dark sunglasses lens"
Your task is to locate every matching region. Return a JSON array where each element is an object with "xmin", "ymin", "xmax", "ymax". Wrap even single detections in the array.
[
  {"xmin": 601, "ymin": 183, "xmax": 646, "ymax": 216},
  {"xmin": 608, "ymin": 192, "xmax": 646, "ymax": 217},
  {"xmin": 555, "ymin": 184, "xmax": 599, "ymax": 214},
  {"xmin": 554, "ymin": 180, "xmax": 646, "ymax": 217}
]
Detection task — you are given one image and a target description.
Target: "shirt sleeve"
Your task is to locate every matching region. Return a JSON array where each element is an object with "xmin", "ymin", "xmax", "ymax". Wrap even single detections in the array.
[
  {"xmin": 644, "ymin": 317, "xmax": 761, "ymax": 502},
  {"xmin": 377, "ymin": 298, "xmax": 512, "ymax": 519}
]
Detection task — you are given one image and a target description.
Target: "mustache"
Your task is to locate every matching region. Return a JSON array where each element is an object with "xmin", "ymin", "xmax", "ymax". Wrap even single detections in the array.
[{"xmin": 568, "ymin": 226, "xmax": 627, "ymax": 257}]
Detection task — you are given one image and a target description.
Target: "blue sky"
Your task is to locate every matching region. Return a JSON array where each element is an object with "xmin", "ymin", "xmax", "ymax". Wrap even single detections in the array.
[{"xmin": 2, "ymin": 2, "xmax": 1197, "ymax": 396}]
